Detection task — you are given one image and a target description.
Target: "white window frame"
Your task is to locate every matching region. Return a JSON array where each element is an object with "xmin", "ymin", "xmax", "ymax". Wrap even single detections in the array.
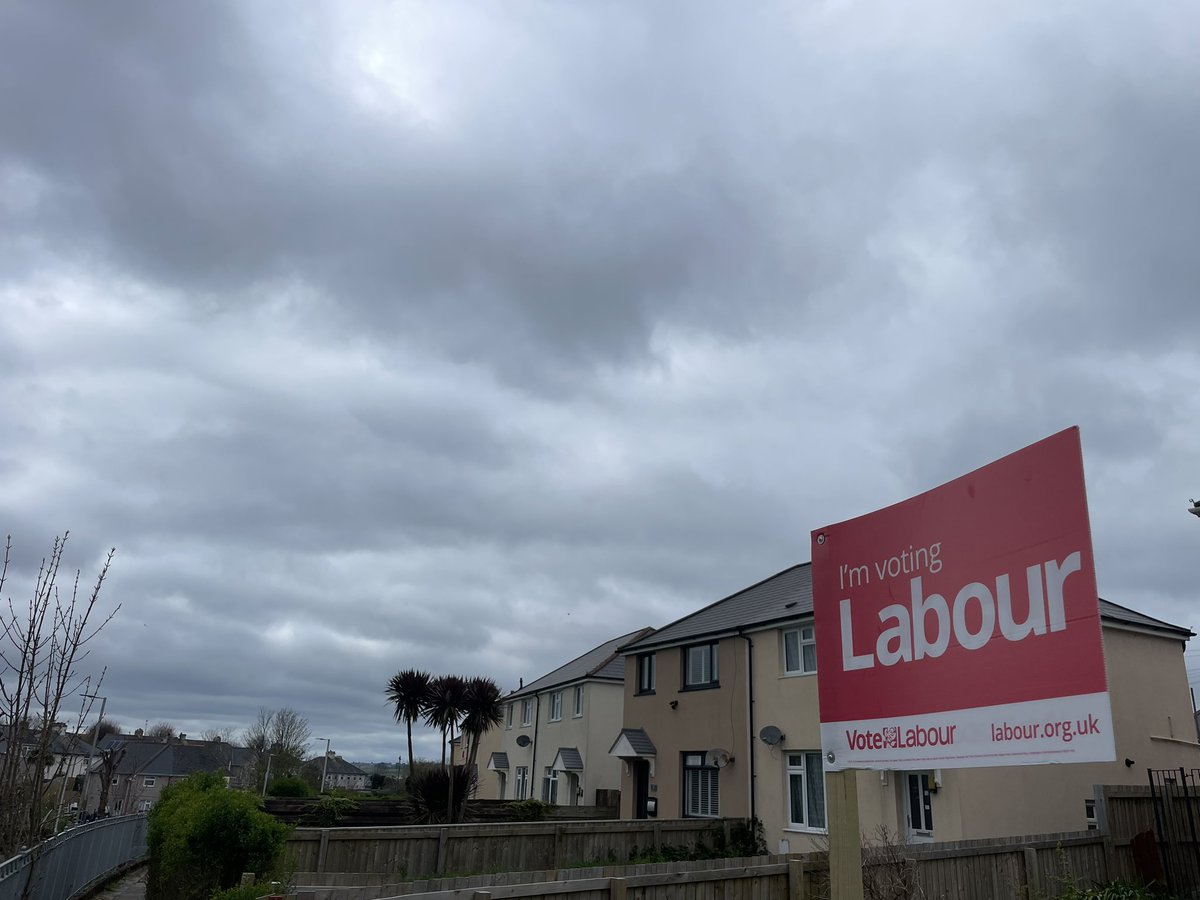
[
  {"xmin": 1085, "ymin": 799, "xmax": 1098, "ymax": 830},
  {"xmin": 785, "ymin": 751, "xmax": 826, "ymax": 831},
  {"xmin": 782, "ymin": 626, "xmax": 817, "ymax": 675},
  {"xmin": 138, "ymin": 799, "xmax": 152, "ymax": 812},
  {"xmin": 573, "ymin": 685, "xmax": 584, "ymax": 717},
  {"xmin": 521, "ymin": 699, "xmax": 533, "ymax": 727},
  {"xmin": 682, "ymin": 752, "xmax": 719, "ymax": 817},
  {"xmin": 542, "ymin": 766, "xmax": 559, "ymax": 804},
  {"xmin": 684, "ymin": 643, "xmax": 719, "ymax": 689},
  {"xmin": 637, "ymin": 653, "xmax": 656, "ymax": 694},
  {"xmin": 143, "ymin": 776, "xmax": 156, "ymax": 787},
  {"xmin": 515, "ymin": 766, "xmax": 529, "ymax": 800},
  {"xmin": 549, "ymin": 691, "xmax": 563, "ymax": 722},
  {"xmin": 505, "ymin": 703, "xmax": 513, "ymax": 729}
]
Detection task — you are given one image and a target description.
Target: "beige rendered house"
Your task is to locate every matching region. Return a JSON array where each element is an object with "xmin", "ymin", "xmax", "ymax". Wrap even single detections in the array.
[
  {"xmin": 473, "ymin": 627, "xmax": 654, "ymax": 806},
  {"xmin": 611, "ymin": 563, "xmax": 1199, "ymax": 852}
]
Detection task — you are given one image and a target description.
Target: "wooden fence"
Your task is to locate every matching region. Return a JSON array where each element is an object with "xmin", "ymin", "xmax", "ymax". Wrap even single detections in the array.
[
  {"xmin": 285, "ymin": 819, "xmax": 741, "ymax": 880},
  {"xmin": 267, "ymin": 799, "xmax": 619, "ymax": 827},
  {"xmin": 279, "ymin": 841, "xmax": 1113, "ymax": 900},
  {"xmin": 276, "ymin": 782, "xmax": 1179, "ymax": 900}
]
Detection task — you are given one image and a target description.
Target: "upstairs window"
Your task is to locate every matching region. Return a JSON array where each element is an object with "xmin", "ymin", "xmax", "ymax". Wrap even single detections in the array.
[
  {"xmin": 683, "ymin": 642, "xmax": 719, "ymax": 689},
  {"xmin": 573, "ymin": 685, "xmax": 584, "ymax": 717},
  {"xmin": 783, "ymin": 626, "xmax": 817, "ymax": 675},
  {"xmin": 521, "ymin": 699, "xmax": 533, "ymax": 726},
  {"xmin": 636, "ymin": 653, "xmax": 656, "ymax": 694},
  {"xmin": 549, "ymin": 691, "xmax": 563, "ymax": 721},
  {"xmin": 505, "ymin": 703, "xmax": 513, "ymax": 729}
]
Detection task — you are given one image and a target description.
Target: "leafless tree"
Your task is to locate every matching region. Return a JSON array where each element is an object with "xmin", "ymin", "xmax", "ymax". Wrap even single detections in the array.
[
  {"xmin": 146, "ymin": 721, "xmax": 176, "ymax": 739},
  {"xmin": 199, "ymin": 726, "xmax": 235, "ymax": 744},
  {"xmin": 0, "ymin": 533, "xmax": 117, "ymax": 856},
  {"xmin": 242, "ymin": 707, "xmax": 311, "ymax": 786}
]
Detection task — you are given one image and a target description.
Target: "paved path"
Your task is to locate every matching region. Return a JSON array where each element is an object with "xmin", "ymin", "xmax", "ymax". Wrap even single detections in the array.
[{"xmin": 88, "ymin": 865, "xmax": 147, "ymax": 900}]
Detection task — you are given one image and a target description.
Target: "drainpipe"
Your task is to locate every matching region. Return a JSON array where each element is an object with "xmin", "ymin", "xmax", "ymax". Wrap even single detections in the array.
[
  {"xmin": 739, "ymin": 632, "xmax": 756, "ymax": 822},
  {"xmin": 530, "ymin": 694, "xmax": 542, "ymax": 800}
]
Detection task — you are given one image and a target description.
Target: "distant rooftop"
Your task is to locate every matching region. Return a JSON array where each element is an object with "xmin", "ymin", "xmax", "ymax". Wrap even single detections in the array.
[{"xmin": 508, "ymin": 626, "xmax": 655, "ymax": 699}]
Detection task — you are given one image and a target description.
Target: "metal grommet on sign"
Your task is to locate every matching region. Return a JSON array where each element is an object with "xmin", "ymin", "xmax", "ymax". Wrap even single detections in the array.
[
  {"xmin": 826, "ymin": 751, "xmax": 835, "ymax": 764},
  {"xmin": 816, "ymin": 533, "xmax": 826, "ymax": 545}
]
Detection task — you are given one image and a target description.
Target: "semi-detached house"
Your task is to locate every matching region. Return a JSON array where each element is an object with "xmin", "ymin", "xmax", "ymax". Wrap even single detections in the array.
[
  {"xmin": 473, "ymin": 627, "xmax": 653, "ymax": 807},
  {"xmin": 610, "ymin": 563, "xmax": 1199, "ymax": 852}
]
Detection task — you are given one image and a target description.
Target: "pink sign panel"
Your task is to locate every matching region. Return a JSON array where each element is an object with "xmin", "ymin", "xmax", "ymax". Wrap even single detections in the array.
[{"xmin": 812, "ymin": 427, "xmax": 1114, "ymax": 770}]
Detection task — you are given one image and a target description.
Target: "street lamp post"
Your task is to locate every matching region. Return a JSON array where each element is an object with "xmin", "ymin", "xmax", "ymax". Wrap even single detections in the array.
[
  {"xmin": 79, "ymin": 693, "xmax": 107, "ymax": 820},
  {"xmin": 317, "ymin": 737, "xmax": 332, "ymax": 793},
  {"xmin": 261, "ymin": 753, "xmax": 275, "ymax": 797}
]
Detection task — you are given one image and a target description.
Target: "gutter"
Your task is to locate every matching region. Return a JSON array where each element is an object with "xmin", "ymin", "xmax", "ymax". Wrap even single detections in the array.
[{"xmin": 738, "ymin": 631, "xmax": 756, "ymax": 822}]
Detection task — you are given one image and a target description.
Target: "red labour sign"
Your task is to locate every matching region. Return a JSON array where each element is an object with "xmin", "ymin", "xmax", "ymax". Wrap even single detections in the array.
[{"xmin": 812, "ymin": 427, "xmax": 1115, "ymax": 770}]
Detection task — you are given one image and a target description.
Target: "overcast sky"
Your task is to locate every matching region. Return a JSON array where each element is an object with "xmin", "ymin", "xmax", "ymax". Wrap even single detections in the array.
[{"xmin": 2, "ymin": 1, "xmax": 1198, "ymax": 762}]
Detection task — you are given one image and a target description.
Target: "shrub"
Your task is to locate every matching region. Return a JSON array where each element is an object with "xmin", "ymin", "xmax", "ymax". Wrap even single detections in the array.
[
  {"xmin": 505, "ymin": 798, "xmax": 550, "ymax": 821},
  {"xmin": 146, "ymin": 771, "xmax": 290, "ymax": 900},
  {"xmin": 301, "ymin": 795, "xmax": 359, "ymax": 826},
  {"xmin": 407, "ymin": 766, "xmax": 476, "ymax": 823},
  {"xmin": 266, "ymin": 776, "xmax": 312, "ymax": 798}
]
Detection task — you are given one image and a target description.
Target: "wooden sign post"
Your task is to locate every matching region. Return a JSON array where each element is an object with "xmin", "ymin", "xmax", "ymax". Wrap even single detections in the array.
[{"xmin": 825, "ymin": 769, "xmax": 864, "ymax": 899}]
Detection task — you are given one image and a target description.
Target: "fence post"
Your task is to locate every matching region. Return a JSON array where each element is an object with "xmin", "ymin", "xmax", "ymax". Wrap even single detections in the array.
[
  {"xmin": 788, "ymin": 858, "xmax": 807, "ymax": 900},
  {"xmin": 554, "ymin": 825, "xmax": 564, "ymax": 867},
  {"xmin": 1023, "ymin": 847, "xmax": 1041, "ymax": 897},
  {"xmin": 317, "ymin": 829, "xmax": 330, "ymax": 874},
  {"xmin": 610, "ymin": 876, "xmax": 628, "ymax": 900},
  {"xmin": 436, "ymin": 827, "xmax": 449, "ymax": 875}
]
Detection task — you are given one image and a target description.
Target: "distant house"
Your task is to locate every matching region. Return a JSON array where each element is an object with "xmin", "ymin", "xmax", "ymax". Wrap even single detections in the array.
[
  {"xmin": 0, "ymin": 725, "xmax": 97, "ymax": 813},
  {"xmin": 305, "ymin": 753, "xmax": 369, "ymax": 791},
  {"xmin": 472, "ymin": 627, "xmax": 654, "ymax": 807},
  {"xmin": 85, "ymin": 736, "xmax": 239, "ymax": 814}
]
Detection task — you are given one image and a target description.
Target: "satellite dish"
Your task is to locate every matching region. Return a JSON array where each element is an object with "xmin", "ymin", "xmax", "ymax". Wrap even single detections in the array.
[
  {"xmin": 705, "ymin": 748, "xmax": 733, "ymax": 768},
  {"xmin": 759, "ymin": 725, "xmax": 784, "ymax": 746},
  {"xmin": 515, "ymin": 735, "xmax": 531, "ymax": 747}
]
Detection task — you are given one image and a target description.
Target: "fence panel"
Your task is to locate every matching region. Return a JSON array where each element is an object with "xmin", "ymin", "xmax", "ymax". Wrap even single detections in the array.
[
  {"xmin": 0, "ymin": 815, "xmax": 147, "ymax": 900},
  {"xmin": 285, "ymin": 820, "xmax": 738, "ymax": 880}
]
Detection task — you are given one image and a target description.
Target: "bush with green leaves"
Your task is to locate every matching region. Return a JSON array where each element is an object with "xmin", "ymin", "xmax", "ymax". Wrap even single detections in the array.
[
  {"xmin": 146, "ymin": 771, "xmax": 290, "ymax": 900},
  {"xmin": 266, "ymin": 776, "xmax": 312, "ymax": 798}
]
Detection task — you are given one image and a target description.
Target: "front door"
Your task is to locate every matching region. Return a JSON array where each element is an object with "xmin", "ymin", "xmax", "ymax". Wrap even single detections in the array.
[
  {"xmin": 905, "ymin": 772, "xmax": 934, "ymax": 842},
  {"xmin": 633, "ymin": 760, "xmax": 650, "ymax": 819}
]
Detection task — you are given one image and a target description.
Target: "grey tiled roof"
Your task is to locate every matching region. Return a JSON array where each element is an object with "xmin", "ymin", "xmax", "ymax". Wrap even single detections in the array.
[
  {"xmin": 554, "ymin": 747, "xmax": 584, "ymax": 770},
  {"xmin": 308, "ymin": 755, "xmax": 367, "ymax": 777},
  {"xmin": 610, "ymin": 728, "xmax": 656, "ymax": 756},
  {"xmin": 488, "ymin": 752, "xmax": 509, "ymax": 769},
  {"xmin": 104, "ymin": 741, "xmax": 230, "ymax": 778},
  {"xmin": 620, "ymin": 564, "xmax": 1191, "ymax": 653},
  {"xmin": 509, "ymin": 626, "xmax": 655, "ymax": 699},
  {"xmin": 621, "ymin": 564, "xmax": 812, "ymax": 652},
  {"xmin": 1099, "ymin": 599, "xmax": 1192, "ymax": 637}
]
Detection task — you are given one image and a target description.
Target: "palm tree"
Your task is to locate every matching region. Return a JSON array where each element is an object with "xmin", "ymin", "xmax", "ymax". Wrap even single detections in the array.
[
  {"xmin": 386, "ymin": 669, "xmax": 431, "ymax": 784},
  {"xmin": 424, "ymin": 675, "xmax": 468, "ymax": 822},
  {"xmin": 458, "ymin": 676, "xmax": 504, "ymax": 819}
]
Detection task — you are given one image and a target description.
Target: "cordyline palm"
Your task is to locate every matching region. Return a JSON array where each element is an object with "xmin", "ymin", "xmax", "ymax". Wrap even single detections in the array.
[
  {"xmin": 386, "ymin": 669, "xmax": 431, "ymax": 784},
  {"xmin": 458, "ymin": 676, "xmax": 504, "ymax": 820},
  {"xmin": 424, "ymin": 675, "xmax": 468, "ymax": 822}
]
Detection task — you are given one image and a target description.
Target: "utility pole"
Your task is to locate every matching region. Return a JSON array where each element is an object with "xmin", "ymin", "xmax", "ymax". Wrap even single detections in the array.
[
  {"xmin": 317, "ymin": 737, "xmax": 332, "ymax": 792},
  {"xmin": 78, "ymin": 693, "xmax": 107, "ymax": 820}
]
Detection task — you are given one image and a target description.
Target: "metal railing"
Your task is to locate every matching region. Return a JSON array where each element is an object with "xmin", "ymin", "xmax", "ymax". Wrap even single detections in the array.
[{"xmin": 0, "ymin": 815, "xmax": 148, "ymax": 900}]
